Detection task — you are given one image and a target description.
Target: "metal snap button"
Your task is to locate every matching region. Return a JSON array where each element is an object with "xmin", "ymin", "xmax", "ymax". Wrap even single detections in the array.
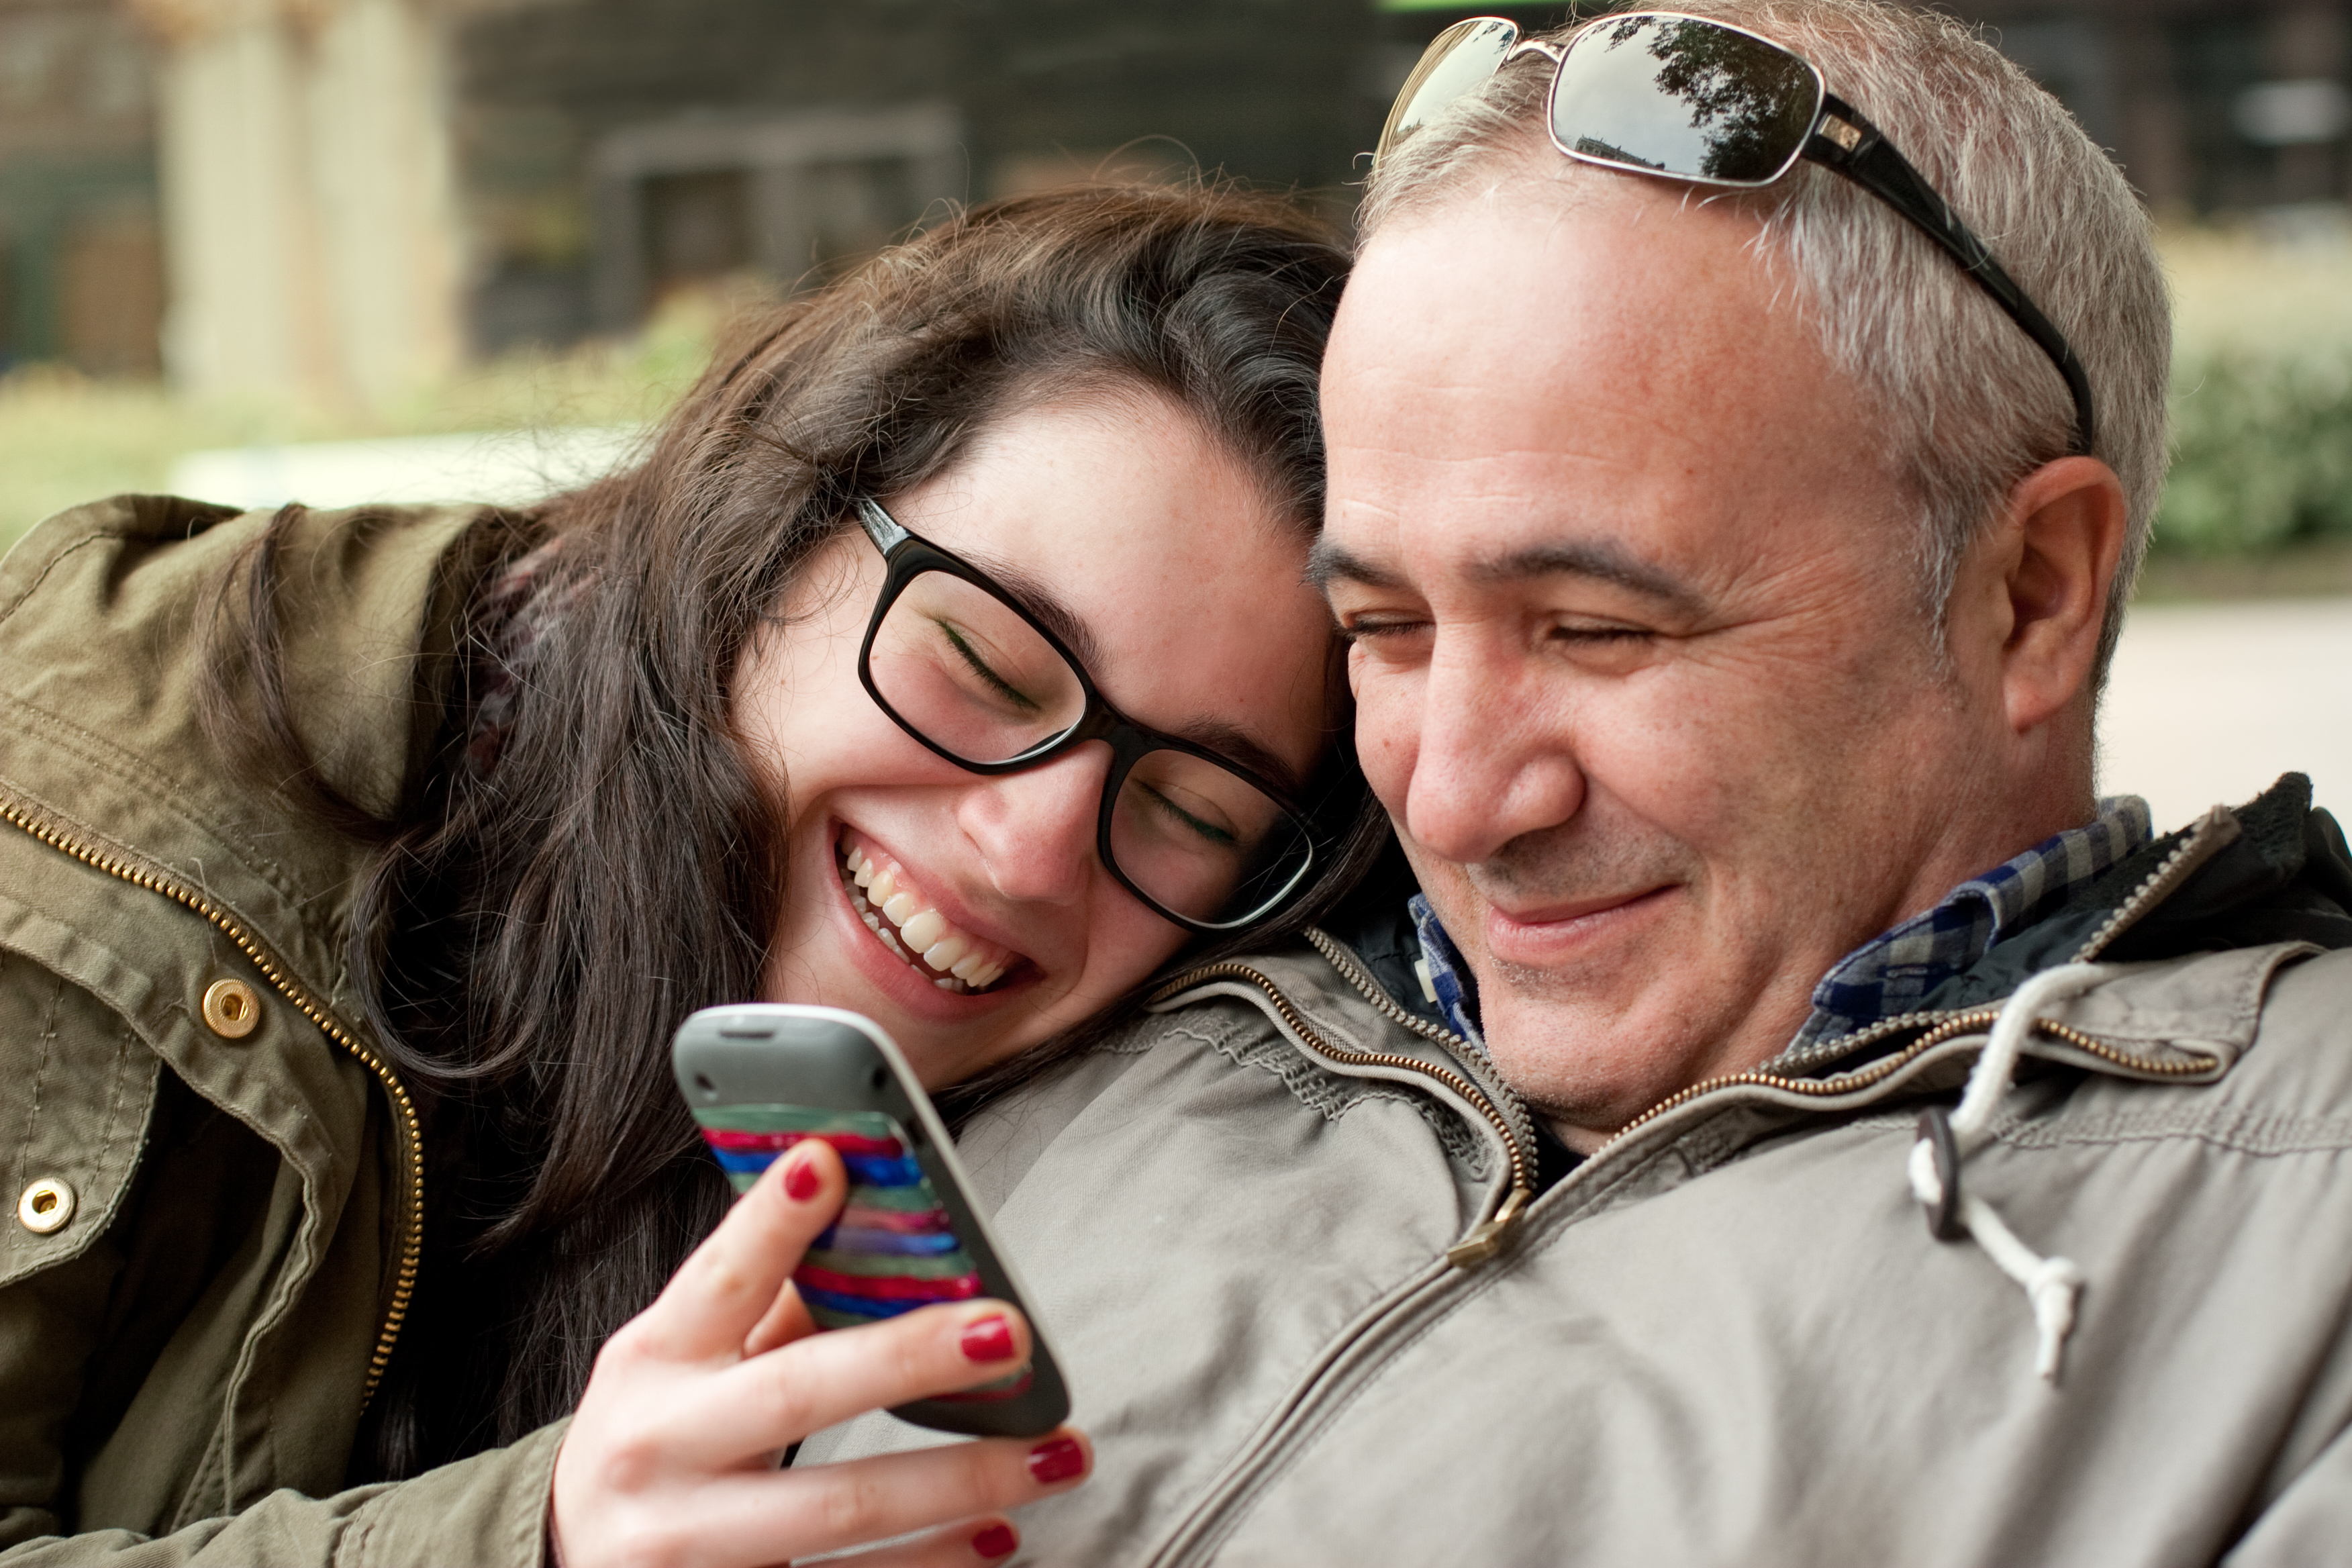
[
  {"xmin": 17, "ymin": 1177, "xmax": 75, "ymax": 1235},
  {"xmin": 202, "ymin": 977, "xmax": 262, "ymax": 1039}
]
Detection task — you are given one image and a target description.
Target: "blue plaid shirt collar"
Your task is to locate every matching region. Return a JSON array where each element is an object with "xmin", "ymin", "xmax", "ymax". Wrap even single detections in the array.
[
  {"xmin": 1408, "ymin": 795, "xmax": 2154, "ymax": 1053},
  {"xmin": 1793, "ymin": 795, "xmax": 2152, "ymax": 1050}
]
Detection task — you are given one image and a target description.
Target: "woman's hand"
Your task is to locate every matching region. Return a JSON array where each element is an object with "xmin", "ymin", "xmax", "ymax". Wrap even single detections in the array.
[{"xmin": 551, "ymin": 1139, "xmax": 1089, "ymax": 1568}]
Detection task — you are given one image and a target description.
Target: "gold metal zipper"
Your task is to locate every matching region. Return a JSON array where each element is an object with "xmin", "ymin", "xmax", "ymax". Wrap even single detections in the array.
[
  {"xmin": 1600, "ymin": 970, "xmax": 2223, "ymax": 1154},
  {"xmin": 0, "ymin": 794, "xmax": 422, "ymax": 1405},
  {"xmin": 1601, "ymin": 813, "xmax": 2237, "ymax": 1153},
  {"xmin": 1148, "ymin": 954, "xmax": 1535, "ymax": 1266}
]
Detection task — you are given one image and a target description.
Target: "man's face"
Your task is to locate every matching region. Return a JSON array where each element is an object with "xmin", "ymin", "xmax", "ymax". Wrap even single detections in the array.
[{"xmin": 1320, "ymin": 179, "xmax": 2013, "ymax": 1142}]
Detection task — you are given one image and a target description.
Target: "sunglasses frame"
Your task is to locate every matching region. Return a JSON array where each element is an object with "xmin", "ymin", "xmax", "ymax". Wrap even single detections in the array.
[
  {"xmin": 1379, "ymin": 11, "xmax": 2096, "ymax": 455},
  {"xmin": 850, "ymin": 495, "xmax": 1321, "ymax": 935}
]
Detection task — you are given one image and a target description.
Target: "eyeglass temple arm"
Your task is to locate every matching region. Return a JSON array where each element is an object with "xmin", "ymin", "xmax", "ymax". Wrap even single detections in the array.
[
  {"xmin": 854, "ymin": 495, "xmax": 912, "ymax": 551},
  {"xmin": 1804, "ymin": 94, "xmax": 2097, "ymax": 456}
]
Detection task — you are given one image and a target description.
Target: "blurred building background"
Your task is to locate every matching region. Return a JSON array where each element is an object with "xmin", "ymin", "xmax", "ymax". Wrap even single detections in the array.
[{"xmin": 1, "ymin": 0, "xmax": 2347, "ymax": 401}]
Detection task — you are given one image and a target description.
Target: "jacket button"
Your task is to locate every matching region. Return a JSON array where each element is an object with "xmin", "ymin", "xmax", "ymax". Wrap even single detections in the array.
[
  {"xmin": 202, "ymin": 978, "xmax": 262, "ymax": 1039},
  {"xmin": 17, "ymin": 1177, "xmax": 75, "ymax": 1235}
]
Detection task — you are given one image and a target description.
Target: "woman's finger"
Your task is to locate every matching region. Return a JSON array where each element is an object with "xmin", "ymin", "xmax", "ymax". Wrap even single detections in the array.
[
  {"xmin": 697, "ymin": 1428, "xmax": 1091, "ymax": 1568},
  {"xmin": 656, "ymin": 1299, "xmax": 1033, "ymax": 1467},
  {"xmin": 832, "ymin": 1516, "xmax": 1024, "ymax": 1567},
  {"xmin": 632, "ymin": 1140, "xmax": 846, "ymax": 1363},
  {"xmin": 742, "ymin": 1277, "xmax": 816, "ymax": 1359}
]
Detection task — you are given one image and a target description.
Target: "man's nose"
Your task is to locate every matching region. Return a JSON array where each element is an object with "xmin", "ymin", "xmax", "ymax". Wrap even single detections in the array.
[
  {"xmin": 1401, "ymin": 642, "xmax": 1587, "ymax": 867},
  {"xmin": 957, "ymin": 744, "xmax": 1110, "ymax": 906}
]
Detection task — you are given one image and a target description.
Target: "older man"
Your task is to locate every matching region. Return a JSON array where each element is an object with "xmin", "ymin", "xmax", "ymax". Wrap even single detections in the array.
[{"xmin": 810, "ymin": 3, "xmax": 2352, "ymax": 1561}]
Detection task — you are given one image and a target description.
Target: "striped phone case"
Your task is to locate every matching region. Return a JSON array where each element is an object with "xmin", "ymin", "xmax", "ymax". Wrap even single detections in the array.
[
  {"xmin": 691, "ymin": 1106, "xmax": 984, "ymax": 1327},
  {"xmin": 672, "ymin": 1002, "xmax": 1070, "ymax": 1436}
]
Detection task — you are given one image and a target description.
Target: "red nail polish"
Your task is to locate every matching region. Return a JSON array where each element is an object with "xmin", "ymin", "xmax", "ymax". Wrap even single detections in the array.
[
  {"xmin": 959, "ymin": 1314, "xmax": 1014, "ymax": 1363},
  {"xmin": 1026, "ymin": 1435, "xmax": 1085, "ymax": 1485},
  {"xmin": 783, "ymin": 1156, "xmax": 822, "ymax": 1202},
  {"xmin": 972, "ymin": 1522, "xmax": 1018, "ymax": 1559}
]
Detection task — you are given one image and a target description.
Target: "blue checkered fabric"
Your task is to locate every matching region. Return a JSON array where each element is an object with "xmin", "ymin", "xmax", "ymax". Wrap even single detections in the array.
[
  {"xmin": 1792, "ymin": 795, "xmax": 2153, "ymax": 1051},
  {"xmin": 1409, "ymin": 892, "xmax": 1483, "ymax": 1046},
  {"xmin": 1409, "ymin": 797, "xmax": 2154, "ymax": 1054}
]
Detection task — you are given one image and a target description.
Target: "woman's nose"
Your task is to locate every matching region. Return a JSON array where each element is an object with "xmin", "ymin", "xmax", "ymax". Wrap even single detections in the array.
[{"xmin": 956, "ymin": 744, "xmax": 1110, "ymax": 905}]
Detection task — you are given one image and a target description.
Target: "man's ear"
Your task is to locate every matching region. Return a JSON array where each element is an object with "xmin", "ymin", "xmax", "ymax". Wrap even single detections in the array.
[{"xmin": 1991, "ymin": 456, "xmax": 2129, "ymax": 736}]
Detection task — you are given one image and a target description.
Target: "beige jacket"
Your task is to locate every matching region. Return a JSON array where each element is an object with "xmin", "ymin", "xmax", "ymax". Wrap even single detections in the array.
[{"xmin": 814, "ymin": 793, "xmax": 2352, "ymax": 1565}]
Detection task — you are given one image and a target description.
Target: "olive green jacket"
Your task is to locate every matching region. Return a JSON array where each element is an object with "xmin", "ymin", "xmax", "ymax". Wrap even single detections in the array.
[{"xmin": 0, "ymin": 497, "xmax": 562, "ymax": 1563}]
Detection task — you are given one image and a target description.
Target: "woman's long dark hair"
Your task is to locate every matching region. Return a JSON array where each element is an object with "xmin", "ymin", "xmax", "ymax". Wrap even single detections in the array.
[{"xmin": 201, "ymin": 183, "xmax": 1383, "ymax": 1480}]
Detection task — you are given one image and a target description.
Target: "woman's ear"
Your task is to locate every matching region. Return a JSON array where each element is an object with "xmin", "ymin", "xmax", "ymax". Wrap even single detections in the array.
[{"xmin": 1990, "ymin": 456, "xmax": 2130, "ymax": 736}]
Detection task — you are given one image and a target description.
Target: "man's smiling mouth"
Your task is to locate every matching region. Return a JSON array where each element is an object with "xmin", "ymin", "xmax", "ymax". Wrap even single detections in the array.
[{"xmin": 836, "ymin": 830, "xmax": 1020, "ymax": 995}]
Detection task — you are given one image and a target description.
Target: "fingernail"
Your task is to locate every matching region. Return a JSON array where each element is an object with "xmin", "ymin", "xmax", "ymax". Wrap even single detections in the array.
[
  {"xmin": 783, "ymin": 1154, "xmax": 822, "ymax": 1202},
  {"xmin": 972, "ymin": 1522, "xmax": 1018, "ymax": 1559},
  {"xmin": 959, "ymin": 1314, "xmax": 1015, "ymax": 1363},
  {"xmin": 1026, "ymin": 1435, "xmax": 1085, "ymax": 1485}
]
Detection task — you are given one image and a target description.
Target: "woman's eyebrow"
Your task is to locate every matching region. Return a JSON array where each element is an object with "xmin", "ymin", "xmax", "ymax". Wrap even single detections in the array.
[
  {"xmin": 967, "ymin": 554, "xmax": 1108, "ymax": 672},
  {"xmin": 964, "ymin": 552, "xmax": 1304, "ymax": 795},
  {"xmin": 1173, "ymin": 722, "xmax": 1306, "ymax": 797}
]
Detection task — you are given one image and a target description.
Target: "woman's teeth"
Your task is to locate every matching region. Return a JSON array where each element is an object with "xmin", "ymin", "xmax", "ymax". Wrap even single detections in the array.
[{"xmin": 838, "ymin": 838, "xmax": 1016, "ymax": 993}]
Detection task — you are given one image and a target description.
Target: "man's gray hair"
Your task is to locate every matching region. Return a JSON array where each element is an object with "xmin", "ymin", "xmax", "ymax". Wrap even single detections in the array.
[{"xmin": 1360, "ymin": 0, "xmax": 2170, "ymax": 685}]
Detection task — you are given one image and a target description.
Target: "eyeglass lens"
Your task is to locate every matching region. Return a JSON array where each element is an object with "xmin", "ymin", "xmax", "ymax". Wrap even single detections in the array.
[
  {"xmin": 865, "ymin": 567, "xmax": 1314, "ymax": 926},
  {"xmin": 1551, "ymin": 16, "xmax": 1821, "ymax": 185},
  {"xmin": 1379, "ymin": 17, "xmax": 1518, "ymax": 162}
]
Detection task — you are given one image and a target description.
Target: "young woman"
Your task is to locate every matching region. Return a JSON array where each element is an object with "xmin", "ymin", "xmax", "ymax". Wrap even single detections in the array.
[{"xmin": 0, "ymin": 185, "xmax": 1377, "ymax": 1565}]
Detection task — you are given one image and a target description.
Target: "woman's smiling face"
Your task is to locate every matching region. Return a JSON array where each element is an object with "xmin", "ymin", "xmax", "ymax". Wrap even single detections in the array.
[{"xmin": 732, "ymin": 392, "xmax": 1337, "ymax": 1087}]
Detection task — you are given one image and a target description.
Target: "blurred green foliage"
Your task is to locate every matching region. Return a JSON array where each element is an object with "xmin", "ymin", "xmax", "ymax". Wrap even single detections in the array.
[
  {"xmin": 2155, "ymin": 229, "xmax": 2352, "ymax": 558},
  {"xmin": 2163, "ymin": 348, "xmax": 2352, "ymax": 552}
]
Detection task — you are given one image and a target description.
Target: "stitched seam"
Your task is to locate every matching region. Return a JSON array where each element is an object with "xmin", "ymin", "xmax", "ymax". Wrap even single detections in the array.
[
  {"xmin": 1194, "ymin": 1016, "xmax": 1491, "ymax": 1180},
  {"xmin": 89, "ymin": 1016, "xmax": 136, "ymax": 1231},
  {"xmin": 0, "ymin": 529, "xmax": 119, "ymax": 626},
  {"xmin": 10, "ymin": 968, "xmax": 62, "ymax": 1218},
  {"xmin": 0, "ymin": 701, "xmax": 307, "ymax": 909},
  {"xmin": 1998, "ymin": 1122, "xmax": 2352, "ymax": 1157}
]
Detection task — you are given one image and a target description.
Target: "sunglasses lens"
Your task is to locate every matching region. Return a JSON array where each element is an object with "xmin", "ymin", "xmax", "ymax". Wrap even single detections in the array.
[
  {"xmin": 1377, "ymin": 17, "xmax": 1519, "ymax": 165},
  {"xmin": 1551, "ymin": 14, "xmax": 1822, "ymax": 185}
]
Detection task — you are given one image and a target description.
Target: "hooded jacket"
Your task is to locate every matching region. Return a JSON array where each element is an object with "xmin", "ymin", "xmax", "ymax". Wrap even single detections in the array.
[
  {"xmin": 809, "ymin": 775, "xmax": 2352, "ymax": 1567},
  {"xmin": 0, "ymin": 497, "xmax": 561, "ymax": 1564}
]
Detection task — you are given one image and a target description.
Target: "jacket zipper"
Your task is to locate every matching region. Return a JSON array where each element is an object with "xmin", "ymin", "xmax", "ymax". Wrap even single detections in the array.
[
  {"xmin": 1147, "ymin": 816, "xmax": 2245, "ymax": 1568},
  {"xmin": 1148, "ymin": 951, "xmax": 1536, "ymax": 1267},
  {"xmin": 0, "ymin": 794, "xmax": 422, "ymax": 1406},
  {"xmin": 1598, "ymin": 816, "xmax": 2236, "ymax": 1154}
]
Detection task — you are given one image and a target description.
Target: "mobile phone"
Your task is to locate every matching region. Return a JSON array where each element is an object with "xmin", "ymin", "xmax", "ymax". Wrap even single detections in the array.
[{"xmin": 671, "ymin": 1002, "xmax": 1071, "ymax": 1438}]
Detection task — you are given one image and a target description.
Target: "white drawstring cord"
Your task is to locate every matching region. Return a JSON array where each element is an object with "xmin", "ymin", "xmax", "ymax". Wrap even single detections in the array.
[{"xmin": 1908, "ymin": 963, "xmax": 2105, "ymax": 1382}]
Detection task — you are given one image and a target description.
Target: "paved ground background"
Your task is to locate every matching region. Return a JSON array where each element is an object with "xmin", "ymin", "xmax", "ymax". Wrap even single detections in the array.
[{"xmin": 2102, "ymin": 596, "xmax": 2352, "ymax": 830}]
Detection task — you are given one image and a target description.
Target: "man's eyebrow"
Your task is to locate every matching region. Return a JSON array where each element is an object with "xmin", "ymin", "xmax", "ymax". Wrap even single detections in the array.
[
  {"xmin": 1310, "ymin": 535, "xmax": 1698, "ymax": 614},
  {"xmin": 1306, "ymin": 538, "xmax": 1405, "ymax": 591},
  {"xmin": 1471, "ymin": 540, "xmax": 1702, "ymax": 613}
]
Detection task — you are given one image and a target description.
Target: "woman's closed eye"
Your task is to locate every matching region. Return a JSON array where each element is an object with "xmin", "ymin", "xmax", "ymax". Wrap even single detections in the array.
[
  {"xmin": 1135, "ymin": 780, "xmax": 1241, "ymax": 849},
  {"xmin": 938, "ymin": 620, "xmax": 1045, "ymax": 712}
]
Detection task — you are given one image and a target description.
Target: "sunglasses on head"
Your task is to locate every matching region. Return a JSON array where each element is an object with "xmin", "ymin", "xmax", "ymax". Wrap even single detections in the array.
[{"xmin": 1377, "ymin": 11, "xmax": 2095, "ymax": 455}]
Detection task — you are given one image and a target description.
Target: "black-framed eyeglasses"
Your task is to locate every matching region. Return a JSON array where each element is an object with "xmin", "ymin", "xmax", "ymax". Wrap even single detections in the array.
[
  {"xmin": 850, "ymin": 495, "xmax": 1320, "ymax": 935},
  {"xmin": 1377, "ymin": 11, "xmax": 2096, "ymax": 454}
]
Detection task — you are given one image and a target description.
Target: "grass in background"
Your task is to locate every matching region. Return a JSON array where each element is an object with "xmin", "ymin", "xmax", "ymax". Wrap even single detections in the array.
[{"xmin": 0, "ymin": 291, "xmax": 722, "ymax": 556}]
